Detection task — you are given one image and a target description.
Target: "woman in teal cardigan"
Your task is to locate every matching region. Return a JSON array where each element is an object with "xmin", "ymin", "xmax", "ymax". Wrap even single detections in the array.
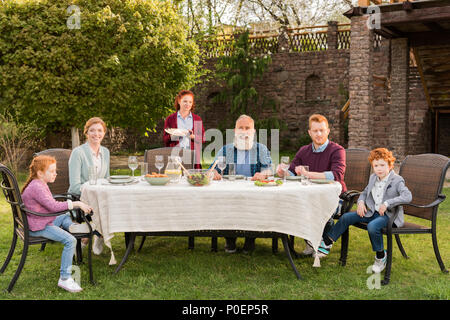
[
  {"xmin": 68, "ymin": 117, "xmax": 110, "ymax": 196},
  {"xmin": 68, "ymin": 117, "xmax": 110, "ymax": 253}
]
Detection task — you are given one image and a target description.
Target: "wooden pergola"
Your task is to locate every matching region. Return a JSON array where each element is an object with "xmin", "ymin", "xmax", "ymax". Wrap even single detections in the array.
[{"xmin": 358, "ymin": 0, "xmax": 411, "ymax": 6}]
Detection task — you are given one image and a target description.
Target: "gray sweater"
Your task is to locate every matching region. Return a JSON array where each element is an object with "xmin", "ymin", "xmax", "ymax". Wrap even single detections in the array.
[{"xmin": 358, "ymin": 171, "xmax": 412, "ymax": 227}]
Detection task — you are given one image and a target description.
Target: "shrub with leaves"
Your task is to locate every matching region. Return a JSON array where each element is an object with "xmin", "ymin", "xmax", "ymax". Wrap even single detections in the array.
[
  {"xmin": 0, "ymin": 0, "xmax": 201, "ymax": 137},
  {"xmin": 0, "ymin": 114, "xmax": 41, "ymax": 174}
]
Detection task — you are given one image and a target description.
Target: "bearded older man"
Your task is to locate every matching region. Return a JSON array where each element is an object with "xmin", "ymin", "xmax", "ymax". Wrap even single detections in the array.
[{"xmin": 210, "ymin": 114, "xmax": 273, "ymax": 253}]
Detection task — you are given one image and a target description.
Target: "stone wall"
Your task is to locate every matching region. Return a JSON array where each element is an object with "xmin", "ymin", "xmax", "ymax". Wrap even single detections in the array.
[
  {"xmin": 437, "ymin": 113, "xmax": 450, "ymax": 156},
  {"xmin": 348, "ymin": 15, "xmax": 374, "ymax": 150},
  {"xmin": 408, "ymin": 66, "xmax": 432, "ymax": 155},
  {"xmin": 347, "ymin": 15, "xmax": 431, "ymax": 161},
  {"xmin": 193, "ymin": 50, "xmax": 350, "ymax": 150},
  {"xmin": 371, "ymin": 39, "xmax": 391, "ymax": 149}
]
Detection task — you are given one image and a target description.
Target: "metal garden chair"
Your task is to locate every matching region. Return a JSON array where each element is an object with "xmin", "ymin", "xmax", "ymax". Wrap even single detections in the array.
[
  {"xmin": 339, "ymin": 153, "xmax": 449, "ymax": 285},
  {"xmin": 0, "ymin": 163, "xmax": 95, "ymax": 292}
]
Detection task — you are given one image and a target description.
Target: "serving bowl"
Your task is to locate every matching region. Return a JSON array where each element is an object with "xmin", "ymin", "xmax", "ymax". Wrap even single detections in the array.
[
  {"xmin": 186, "ymin": 169, "xmax": 213, "ymax": 186},
  {"xmin": 144, "ymin": 175, "xmax": 170, "ymax": 186}
]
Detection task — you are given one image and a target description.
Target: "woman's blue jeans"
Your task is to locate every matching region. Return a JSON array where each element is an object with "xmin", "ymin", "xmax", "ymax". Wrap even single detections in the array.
[
  {"xmin": 325, "ymin": 211, "xmax": 390, "ymax": 252},
  {"xmin": 29, "ymin": 214, "xmax": 76, "ymax": 279}
]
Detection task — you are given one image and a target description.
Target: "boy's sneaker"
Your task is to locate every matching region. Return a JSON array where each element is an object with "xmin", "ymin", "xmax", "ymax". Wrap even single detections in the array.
[
  {"xmin": 58, "ymin": 277, "xmax": 83, "ymax": 293},
  {"xmin": 372, "ymin": 251, "xmax": 387, "ymax": 273},
  {"xmin": 317, "ymin": 240, "xmax": 332, "ymax": 258}
]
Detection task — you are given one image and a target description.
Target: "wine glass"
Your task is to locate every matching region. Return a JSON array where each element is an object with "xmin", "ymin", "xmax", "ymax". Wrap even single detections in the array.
[
  {"xmin": 155, "ymin": 155, "xmax": 164, "ymax": 175},
  {"xmin": 300, "ymin": 165, "xmax": 310, "ymax": 184},
  {"xmin": 128, "ymin": 156, "xmax": 138, "ymax": 177},
  {"xmin": 280, "ymin": 156, "xmax": 290, "ymax": 183},
  {"xmin": 217, "ymin": 156, "xmax": 226, "ymax": 181},
  {"xmin": 266, "ymin": 164, "xmax": 275, "ymax": 180}
]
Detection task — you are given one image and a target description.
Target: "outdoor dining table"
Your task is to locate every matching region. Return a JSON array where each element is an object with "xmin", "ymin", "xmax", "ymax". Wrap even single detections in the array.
[{"xmin": 80, "ymin": 177, "xmax": 342, "ymax": 279}]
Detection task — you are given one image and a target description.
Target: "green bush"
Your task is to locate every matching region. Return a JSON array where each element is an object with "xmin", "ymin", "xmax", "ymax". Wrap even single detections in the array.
[{"xmin": 0, "ymin": 0, "xmax": 201, "ymax": 136}]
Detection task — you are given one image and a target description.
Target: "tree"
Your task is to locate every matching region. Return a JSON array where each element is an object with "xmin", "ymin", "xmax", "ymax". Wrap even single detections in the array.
[
  {"xmin": 214, "ymin": 30, "xmax": 281, "ymax": 131},
  {"xmin": 178, "ymin": 0, "xmax": 355, "ymax": 36},
  {"xmin": 0, "ymin": 0, "xmax": 201, "ymax": 144}
]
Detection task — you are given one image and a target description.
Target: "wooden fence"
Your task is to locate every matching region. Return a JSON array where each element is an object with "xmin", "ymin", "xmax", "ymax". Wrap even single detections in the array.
[{"xmin": 200, "ymin": 24, "xmax": 353, "ymax": 58}]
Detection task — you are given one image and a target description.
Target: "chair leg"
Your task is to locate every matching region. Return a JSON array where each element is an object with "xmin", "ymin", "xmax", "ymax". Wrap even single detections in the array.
[
  {"xmin": 382, "ymin": 233, "xmax": 393, "ymax": 286},
  {"xmin": 0, "ymin": 233, "xmax": 17, "ymax": 274},
  {"xmin": 395, "ymin": 234, "xmax": 408, "ymax": 259},
  {"xmin": 137, "ymin": 236, "xmax": 146, "ymax": 252},
  {"xmin": 7, "ymin": 242, "xmax": 28, "ymax": 293},
  {"xmin": 432, "ymin": 229, "xmax": 449, "ymax": 273},
  {"xmin": 188, "ymin": 236, "xmax": 194, "ymax": 250},
  {"xmin": 211, "ymin": 237, "xmax": 217, "ymax": 252},
  {"xmin": 87, "ymin": 235, "xmax": 94, "ymax": 284},
  {"xmin": 287, "ymin": 236, "xmax": 299, "ymax": 258},
  {"xmin": 75, "ymin": 239, "xmax": 83, "ymax": 265},
  {"xmin": 39, "ymin": 243, "xmax": 47, "ymax": 252},
  {"xmin": 272, "ymin": 237, "xmax": 278, "ymax": 254},
  {"xmin": 339, "ymin": 229, "xmax": 349, "ymax": 266},
  {"xmin": 289, "ymin": 235, "xmax": 295, "ymax": 249}
]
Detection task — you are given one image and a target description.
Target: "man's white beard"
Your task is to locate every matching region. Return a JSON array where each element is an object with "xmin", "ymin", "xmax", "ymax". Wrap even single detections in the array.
[{"xmin": 234, "ymin": 134, "xmax": 254, "ymax": 150}]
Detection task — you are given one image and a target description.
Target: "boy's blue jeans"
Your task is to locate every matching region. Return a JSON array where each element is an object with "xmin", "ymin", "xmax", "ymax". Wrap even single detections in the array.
[
  {"xmin": 325, "ymin": 211, "xmax": 390, "ymax": 252},
  {"xmin": 29, "ymin": 214, "xmax": 77, "ymax": 279}
]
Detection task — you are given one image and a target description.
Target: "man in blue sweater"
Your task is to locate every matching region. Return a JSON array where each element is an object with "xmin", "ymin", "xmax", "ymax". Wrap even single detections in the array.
[{"xmin": 210, "ymin": 115, "xmax": 273, "ymax": 253}]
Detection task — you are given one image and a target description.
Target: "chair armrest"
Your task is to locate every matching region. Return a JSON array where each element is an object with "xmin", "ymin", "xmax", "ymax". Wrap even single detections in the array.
[
  {"xmin": 385, "ymin": 194, "xmax": 446, "ymax": 232},
  {"xmin": 335, "ymin": 190, "xmax": 361, "ymax": 218},
  {"xmin": 53, "ymin": 193, "xmax": 80, "ymax": 201},
  {"xmin": 340, "ymin": 190, "xmax": 361, "ymax": 201},
  {"xmin": 20, "ymin": 204, "xmax": 68, "ymax": 217},
  {"xmin": 389, "ymin": 194, "xmax": 446, "ymax": 210}
]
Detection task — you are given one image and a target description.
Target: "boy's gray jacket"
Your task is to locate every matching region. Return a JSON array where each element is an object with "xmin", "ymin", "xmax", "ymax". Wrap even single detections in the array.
[{"xmin": 358, "ymin": 172, "xmax": 412, "ymax": 227}]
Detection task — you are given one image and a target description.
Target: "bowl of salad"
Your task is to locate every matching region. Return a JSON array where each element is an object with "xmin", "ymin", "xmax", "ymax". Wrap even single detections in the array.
[{"xmin": 186, "ymin": 169, "xmax": 213, "ymax": 186}]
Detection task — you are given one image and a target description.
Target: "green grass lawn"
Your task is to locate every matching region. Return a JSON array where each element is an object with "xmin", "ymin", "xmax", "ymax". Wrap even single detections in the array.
[{"xmin": 0, "ymin": 174, "xmax": 448, "ymax": 300}]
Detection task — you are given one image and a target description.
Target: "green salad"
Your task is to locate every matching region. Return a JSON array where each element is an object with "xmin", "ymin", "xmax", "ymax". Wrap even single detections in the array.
[
  {"xmin": 187, "ymin": 173, "xmax": 210, "ymax": 186},
  {"xmin": 254, "ymin": 179, "xmax": 283, "ymax": 187}
]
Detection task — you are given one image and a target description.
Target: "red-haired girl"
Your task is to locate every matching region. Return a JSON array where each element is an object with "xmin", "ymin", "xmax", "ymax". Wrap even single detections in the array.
[{"xmin": 22, "ymin": 155, "xmax": 93, "ymax": 292}]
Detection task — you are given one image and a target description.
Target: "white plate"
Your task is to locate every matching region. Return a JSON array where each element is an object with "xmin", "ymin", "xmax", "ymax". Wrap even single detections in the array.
[
  {"xmin": 109, "ymin": 175, "xmax": 131, "ymax": 179},
  {"xmin": 310, "ymin": 179, "xmax": 333, "ymax": 184},
  {"xmin": 223, "ymin": 175, "xmax": 245, "ymax": 180},
  {"xmin": 286, "ymin": 175, "xmax": 302, "ymax": 181},
  {"xmin": 107, "ymin": 177, "xmax": 134, "ymax": 184},
  {"xmin": 165, "ymin": 128, "xmax": 189, "ymax": 137}
]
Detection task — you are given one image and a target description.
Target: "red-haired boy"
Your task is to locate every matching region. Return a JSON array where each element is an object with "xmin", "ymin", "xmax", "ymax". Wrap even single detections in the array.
[{"xmin": 318, "ymin": 148, "xmax": 412, "ymax": 273}]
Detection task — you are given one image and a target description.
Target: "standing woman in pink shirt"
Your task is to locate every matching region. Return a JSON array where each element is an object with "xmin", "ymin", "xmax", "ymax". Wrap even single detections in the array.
[{"xmin": 21, "ymin": 155, "xmax": 93, "ymax": 292}]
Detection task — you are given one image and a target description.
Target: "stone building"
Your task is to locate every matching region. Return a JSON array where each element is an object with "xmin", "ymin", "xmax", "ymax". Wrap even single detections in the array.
[{"xmin": 345, "ymin": 0, "xmax": 450, "ymax": 159}]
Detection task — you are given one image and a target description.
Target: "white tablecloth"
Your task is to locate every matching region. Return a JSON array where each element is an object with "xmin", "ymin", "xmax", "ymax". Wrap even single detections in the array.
[{"xmin": 80, "ymin": 178, "xmax": 342, "ymax": 265}]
